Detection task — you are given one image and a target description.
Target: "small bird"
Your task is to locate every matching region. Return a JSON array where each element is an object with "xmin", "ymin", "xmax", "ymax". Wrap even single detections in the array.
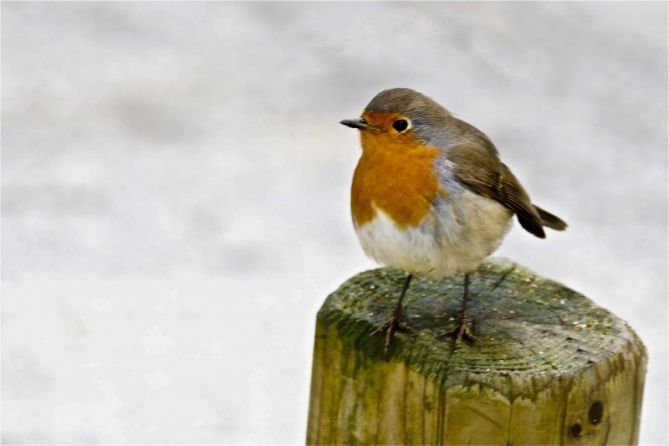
[{"xmin": 341, "ymin": 88, "xmax": 566, "ymax": 350}]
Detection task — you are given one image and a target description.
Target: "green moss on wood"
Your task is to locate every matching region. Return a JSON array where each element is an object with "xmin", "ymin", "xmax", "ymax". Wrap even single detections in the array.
[
  {"xmin": 308, "ymin": 258, "xmax": 647, "ymax": 445},
  {"xmin": 317, "ymin": 258, "xmax": 644, "ymax": 396}
]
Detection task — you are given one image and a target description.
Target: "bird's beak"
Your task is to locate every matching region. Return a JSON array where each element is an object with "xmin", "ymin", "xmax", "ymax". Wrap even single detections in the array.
[{"xmin": 340, "ymin": 118, "xmax": 375, "ymax": 131}]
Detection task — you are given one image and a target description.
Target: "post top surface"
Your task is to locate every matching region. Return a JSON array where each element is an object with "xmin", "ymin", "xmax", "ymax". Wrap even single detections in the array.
[{"xmin": 320, "ymin": 258, "xmax": 645, "ymax": 393}]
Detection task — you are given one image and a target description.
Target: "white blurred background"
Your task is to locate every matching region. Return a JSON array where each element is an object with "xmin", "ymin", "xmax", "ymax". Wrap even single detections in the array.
[{"xmin": 2, "ymin": 2, "xmax": 666, "ymax": 444}]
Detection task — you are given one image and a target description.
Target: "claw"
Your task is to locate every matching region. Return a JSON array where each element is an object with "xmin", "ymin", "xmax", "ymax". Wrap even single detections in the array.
[
  {"xmin": 440, "ymin": 272, "xmax": 478, "ymax": 351},
  {"xmin": 370, "ymin": 308, "xmax": 412, "ymax": 354},
  {"xmin": 369, "ymin": 274, "xmax": 414, "ymax": 355},
  {"xmin": 441, "ymin": 314, "xmax": 477, "ymax": 350}
]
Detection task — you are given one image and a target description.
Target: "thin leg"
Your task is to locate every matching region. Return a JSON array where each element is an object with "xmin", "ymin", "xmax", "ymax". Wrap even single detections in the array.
[
  {"xmin": 371, "ymin": 273, "xmax": 413, "ymax": 353},
  {"xmin": 395, "ymin": 273, "xmax": 413, "ymax": 315},
  {"xmin": 450, "ymin": 273, "xmax": 476, "ymax": 348},
  {"xmin": 463, "ymin": 272, "xmax": 470, "ymax": 316}
]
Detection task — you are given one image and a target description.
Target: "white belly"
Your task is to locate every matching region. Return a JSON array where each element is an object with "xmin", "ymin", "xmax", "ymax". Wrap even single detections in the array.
[{"xmin": 354, "ymin": 189, "xmax": 513, "ymax": 278}]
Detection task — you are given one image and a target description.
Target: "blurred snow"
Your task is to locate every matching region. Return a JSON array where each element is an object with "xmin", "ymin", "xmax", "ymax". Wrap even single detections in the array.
[{"xmin": 2, "ymin": 2, "xmax": 667, "ymax": 444}]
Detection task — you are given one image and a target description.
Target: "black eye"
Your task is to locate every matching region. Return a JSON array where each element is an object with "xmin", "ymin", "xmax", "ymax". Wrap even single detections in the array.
[{"xmin": 392, "ymin": 119, "xmax": 410, "ymax": 132}]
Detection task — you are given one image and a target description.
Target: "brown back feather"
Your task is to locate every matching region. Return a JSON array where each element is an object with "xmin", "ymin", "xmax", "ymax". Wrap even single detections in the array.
[{"xmin": 446, "ymin": 143, "xmax": 561, "ymax": 238}]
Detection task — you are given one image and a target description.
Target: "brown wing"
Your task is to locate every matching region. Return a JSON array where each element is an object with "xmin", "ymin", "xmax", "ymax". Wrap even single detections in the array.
[
  {"xmin": 534, "ymin": 205, "xmax": 568, "ymax": 231},
  {"xmin": 446, "ymin": 143, "xmax": 547, "ymax": 238}
]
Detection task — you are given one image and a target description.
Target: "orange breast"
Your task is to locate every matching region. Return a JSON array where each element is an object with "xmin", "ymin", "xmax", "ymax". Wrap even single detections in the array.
[{"xmin": 351, "ymin": 131, "xmax": 442, "ymax": 229}]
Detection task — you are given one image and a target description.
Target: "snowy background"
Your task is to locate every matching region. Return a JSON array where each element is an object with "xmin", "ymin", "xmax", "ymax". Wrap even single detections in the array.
[{"xmin": 2, "ymin": 2, "xmax": 667, "ymax": 444}]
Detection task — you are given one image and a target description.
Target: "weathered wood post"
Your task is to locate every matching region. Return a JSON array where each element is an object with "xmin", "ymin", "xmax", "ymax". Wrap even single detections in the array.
[{"xmin": 307, "ymin": 258, "xmax": 646, "ymax": 445}]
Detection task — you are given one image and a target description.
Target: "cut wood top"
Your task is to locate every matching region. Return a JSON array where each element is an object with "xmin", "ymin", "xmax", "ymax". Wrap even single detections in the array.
[{"xmin": 319, "ymin": 258, "xmax": 646, "ymax": 399}]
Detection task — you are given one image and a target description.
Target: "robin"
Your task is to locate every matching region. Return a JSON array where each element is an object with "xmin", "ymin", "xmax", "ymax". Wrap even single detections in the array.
[{"xmin": 340, "ymin": 88, "xmax": 567, "ymax": 351}]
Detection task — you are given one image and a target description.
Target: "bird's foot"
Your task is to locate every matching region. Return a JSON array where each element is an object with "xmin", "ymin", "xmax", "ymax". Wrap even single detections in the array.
[
  {"xmin": 370, "ymin": 306, "xmax": 413, "ymax": 355},
  {"xmin": 441, "ymin": 313, "xmax": 477, "ymax": 350}
]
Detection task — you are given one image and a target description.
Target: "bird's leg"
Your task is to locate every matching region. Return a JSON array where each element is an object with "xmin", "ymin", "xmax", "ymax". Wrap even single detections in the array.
[
  {"xmin": 371, "ymin": 273, "xmax": 413, "ymax": 353},
  {"xmin": 448, "ymin": 273, "xmax": 477, "ymax": 349}
]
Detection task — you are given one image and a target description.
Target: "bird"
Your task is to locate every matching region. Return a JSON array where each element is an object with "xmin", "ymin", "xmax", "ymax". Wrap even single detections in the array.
[{"xmin": 340, "ymin": 88, "xmax": 567, "ymax": 351}]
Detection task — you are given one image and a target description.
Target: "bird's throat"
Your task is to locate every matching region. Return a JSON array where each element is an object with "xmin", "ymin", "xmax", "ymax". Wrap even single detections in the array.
[{"xmin": 351, "ymin": 137, "xmax": 442, "ymax": 229}]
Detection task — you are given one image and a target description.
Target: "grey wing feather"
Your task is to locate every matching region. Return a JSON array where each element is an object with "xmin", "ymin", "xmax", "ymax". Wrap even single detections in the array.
[{"xmin": 446, "ymin": 143, "xmax": 548, "ymax": 238}]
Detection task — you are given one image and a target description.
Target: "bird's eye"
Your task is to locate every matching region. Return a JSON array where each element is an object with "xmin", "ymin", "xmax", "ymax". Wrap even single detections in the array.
[{"xmin": 392, "ymin": 119, "xmax": 410, "ymax": 133}]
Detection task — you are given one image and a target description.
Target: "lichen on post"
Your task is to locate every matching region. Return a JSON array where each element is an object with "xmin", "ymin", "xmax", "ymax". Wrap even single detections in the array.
[{"xmin": 306, "ymin": 258, "xmax": 646, "ymax": 445}]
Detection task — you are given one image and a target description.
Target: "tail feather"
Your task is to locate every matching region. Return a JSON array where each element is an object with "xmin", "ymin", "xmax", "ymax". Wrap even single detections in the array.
[{"xmin": 533, "ymin": 205, "xmax": 567, "ymax": 231}]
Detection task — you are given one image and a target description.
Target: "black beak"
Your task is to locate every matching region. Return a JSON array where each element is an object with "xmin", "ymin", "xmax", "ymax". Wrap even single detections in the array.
[{"xmin": 340, "ymin": 118, "xmax": 373, "ymax": 131}]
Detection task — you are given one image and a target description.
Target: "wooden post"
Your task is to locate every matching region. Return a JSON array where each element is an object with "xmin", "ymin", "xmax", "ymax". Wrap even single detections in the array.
[{"xmin": 307, "ymin": 258, "xmax": 646, "ymax": 445}]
